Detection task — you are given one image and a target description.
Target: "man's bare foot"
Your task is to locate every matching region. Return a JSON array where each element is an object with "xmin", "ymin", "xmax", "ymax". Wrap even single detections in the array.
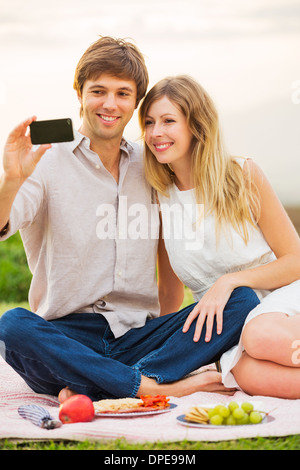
[
  {"xmin": 58, "ymin": 371, "xmax": 235, "ymax": 403},
  {"xmin": 137, "ymin": 371, "xmax": 236, "ymax": 397},
  {"xmin": 58, "ymin": 386, "xmax": 77, "ymax": 403}
]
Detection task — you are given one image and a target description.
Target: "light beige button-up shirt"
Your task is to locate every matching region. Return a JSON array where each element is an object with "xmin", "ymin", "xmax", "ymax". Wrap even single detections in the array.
[{"xmin": 1, "ymin": 131, "xmax": 160, "ymax": 337}]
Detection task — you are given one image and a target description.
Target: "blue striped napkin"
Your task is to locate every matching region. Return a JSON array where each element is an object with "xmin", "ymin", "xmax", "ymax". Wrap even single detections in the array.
[{"xmin": 18, "ymin": 404, "xmax": 62, "ymax": 429}]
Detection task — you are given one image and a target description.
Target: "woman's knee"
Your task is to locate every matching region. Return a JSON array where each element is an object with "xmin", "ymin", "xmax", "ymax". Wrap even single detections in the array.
[
  {"xmin": 242, "ymin": 312, "xmax": 298, "ymax": 363},
  {"xmin": 242, "ymin": 313, "xmax": 283, "ymax": 359},
  {"xmin": 241, "ymin": 315, "xmax": 269, "ymax": 359}
]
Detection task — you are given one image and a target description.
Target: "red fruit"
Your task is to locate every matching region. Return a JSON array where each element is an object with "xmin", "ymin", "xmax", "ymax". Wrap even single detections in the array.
[{"xmin": 59, "ymin": 394, "xmax": 95, "ymax": 424}]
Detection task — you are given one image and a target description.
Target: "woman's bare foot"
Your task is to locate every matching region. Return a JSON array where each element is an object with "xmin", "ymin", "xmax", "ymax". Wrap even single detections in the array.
[
  {"xmin": 137, "ymin": 370, "xmax": 237, "ymax": 397},
  {"xmin": 58, "ymin": 386, "xmax": 78, "ymax": 403}
]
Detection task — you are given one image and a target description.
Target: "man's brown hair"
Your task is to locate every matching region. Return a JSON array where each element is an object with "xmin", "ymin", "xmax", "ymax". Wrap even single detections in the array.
[{"xmin": 74, "ymin": 36, "xmax": 149, "ymax": 116}]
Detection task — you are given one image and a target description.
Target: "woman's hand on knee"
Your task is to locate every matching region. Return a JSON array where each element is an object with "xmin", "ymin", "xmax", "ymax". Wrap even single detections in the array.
[{"xmin": 182, "ymin": 275, "xmax": 235, "ymax": 342}]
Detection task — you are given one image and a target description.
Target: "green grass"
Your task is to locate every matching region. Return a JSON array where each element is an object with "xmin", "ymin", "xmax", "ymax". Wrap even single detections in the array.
[{"xmin": 0, "ymin": 435, "xmax": 300, "ymax": 450}]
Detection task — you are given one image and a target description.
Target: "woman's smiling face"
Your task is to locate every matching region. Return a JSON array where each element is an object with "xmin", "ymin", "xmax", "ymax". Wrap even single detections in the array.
[{"xmin": 144, "ymin": 96, "xmax": 194, "ymax": 169}]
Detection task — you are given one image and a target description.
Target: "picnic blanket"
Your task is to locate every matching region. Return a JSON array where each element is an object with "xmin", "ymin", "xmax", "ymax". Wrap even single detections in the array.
[{"xmin": 1, "ymin": 356, "xmax": 300, "ymax": 443}]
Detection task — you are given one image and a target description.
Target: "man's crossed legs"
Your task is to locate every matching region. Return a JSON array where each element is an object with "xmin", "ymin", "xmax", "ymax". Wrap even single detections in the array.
[{"xmin": 0, "ymin": 287, "xmax": 259, "ymax": 401}]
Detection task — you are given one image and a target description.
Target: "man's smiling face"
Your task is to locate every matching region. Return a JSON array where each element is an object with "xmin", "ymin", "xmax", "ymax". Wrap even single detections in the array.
[{"xmin": 78, "ymin": 73, "xmax": 137, "ymax": 143}]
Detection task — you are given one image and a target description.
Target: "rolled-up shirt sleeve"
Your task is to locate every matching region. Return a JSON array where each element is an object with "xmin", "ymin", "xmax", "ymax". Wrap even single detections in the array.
[{"xmin": 0, "ymin": 166, "xmax": 45, "ymax": 241}]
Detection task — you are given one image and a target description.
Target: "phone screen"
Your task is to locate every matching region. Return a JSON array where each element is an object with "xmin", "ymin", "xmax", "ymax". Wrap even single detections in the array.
[{"xmin": 30, "ymin": 118, "xmax": 74, "ymax": 144}]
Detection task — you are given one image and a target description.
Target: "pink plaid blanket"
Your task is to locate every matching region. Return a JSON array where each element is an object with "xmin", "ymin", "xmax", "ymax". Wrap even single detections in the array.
[{"xmin": 1, "ymin": 357, "xmax": 300, "ymax": 443}]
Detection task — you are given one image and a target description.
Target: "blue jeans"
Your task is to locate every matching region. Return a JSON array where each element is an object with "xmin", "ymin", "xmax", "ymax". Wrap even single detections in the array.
[{"xmin": 0, "ymin": 287, "xmax": 259, "ymax": 401}]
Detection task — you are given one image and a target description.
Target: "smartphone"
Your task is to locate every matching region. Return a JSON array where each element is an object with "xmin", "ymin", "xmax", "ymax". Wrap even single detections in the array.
[{"xmin": 30, "ymin": 118, "xmax": 74, "ymax": 145}]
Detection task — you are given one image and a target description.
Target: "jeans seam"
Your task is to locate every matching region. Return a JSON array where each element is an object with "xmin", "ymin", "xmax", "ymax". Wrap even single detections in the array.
[
  {"xmin": 129, "ymin": 369, "xmax": 142, "ymax": 397},
  {"xmin": 102, "ymin": 325, "xmax": 112, "ymax": 357},
  {"xmin": 134, "ymin": 369, "xmax": 163, "ymax": 383}
]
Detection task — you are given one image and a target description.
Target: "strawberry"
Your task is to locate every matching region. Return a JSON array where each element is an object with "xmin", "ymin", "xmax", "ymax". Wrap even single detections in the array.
[{"xmin": 59, "ymin": 394, "xmax": 95, "ymax": 424}]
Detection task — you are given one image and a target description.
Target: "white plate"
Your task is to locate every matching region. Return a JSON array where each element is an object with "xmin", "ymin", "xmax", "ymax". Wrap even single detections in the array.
[
  {"xmin": 176, "ymin": 401, "xmax": 275, "ymax": 428},
  {"xmin": 95, "ymin": 402, "xmax": 177, "ymax": 418},
  {"xmin": 176, "ymin": 413, "xmax": 275, "ymax": 429}
]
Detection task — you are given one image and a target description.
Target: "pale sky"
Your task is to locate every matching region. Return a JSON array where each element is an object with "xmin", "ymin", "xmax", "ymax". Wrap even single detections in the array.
[{"xmin": 1, "ymin": 0, "xmax": 300, "ymax": 204}]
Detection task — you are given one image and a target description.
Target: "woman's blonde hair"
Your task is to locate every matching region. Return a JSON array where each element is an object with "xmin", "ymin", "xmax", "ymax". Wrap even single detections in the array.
[{"xmin": 139, "ymin": 75, "xmax": 260, "ymax": 243}]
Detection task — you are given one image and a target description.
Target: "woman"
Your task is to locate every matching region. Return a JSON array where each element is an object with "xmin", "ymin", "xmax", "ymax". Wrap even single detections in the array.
[{"xmin": 139, "ymin": 75, "xmax": 300, "ymax": 398}]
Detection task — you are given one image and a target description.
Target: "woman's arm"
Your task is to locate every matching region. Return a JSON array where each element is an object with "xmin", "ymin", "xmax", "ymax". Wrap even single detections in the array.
[{"xmin": 226, "ymin": 159, "xmax": 300, "ymax": 291}]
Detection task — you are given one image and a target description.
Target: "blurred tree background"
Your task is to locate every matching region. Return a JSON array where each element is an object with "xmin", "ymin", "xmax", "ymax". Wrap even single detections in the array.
[{"xmin": 0, "ymin": 232, "xmax": 32, "ymax": 302}]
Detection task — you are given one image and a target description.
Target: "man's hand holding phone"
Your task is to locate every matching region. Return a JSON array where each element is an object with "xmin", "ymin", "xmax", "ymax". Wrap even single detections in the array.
[
  {"xmin": 0, "ymin": 116, "xmax": 75, "ymax": 233},
  {"xmin": 1, "ymin": 116, "xmax": 51, "ymax": 233},
  {"xmin": 3, "ymin": 116, "xmax": 52, "ymax": 184},
  {"xmin": 3, "ymin": 117, "xmax": 74, "ymax": 182}
]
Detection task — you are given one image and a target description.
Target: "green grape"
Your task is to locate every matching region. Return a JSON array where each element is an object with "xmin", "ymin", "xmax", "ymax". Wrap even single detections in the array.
[
  {"xmin": 249, "ymin": 411, "xmax": 263, "ymax": 424},
  {"xmin": 210, "ymin": 414, "xmax": 223, "ymax": 425},
  {"xmin": 228, "ymin": 401, "xmax": 239, "ymax": 412},
  {"xmin": 241, "ymin": 402, "xmax": 254, "ymax": 413},
  {"xmin": 236, "ymin": 414, "xmax": 249, "ymax": 425},
  {"xmin": 213, "ymin": 405, "xmax": 223, "ymax": 414},
  {"xmin": 208, "ymin": 405, "xmax": 222, "ymax": 418},
  {"xmin": 207, "ymin": 402, "xmax": 264, "ymax": 426},
  {"xmin": 232, "ymin": 407, "xmax": 245, "ymax": 420},
  {"xmin": 225, "ymin": 414, "xmax": 236, "ymax": 426},
  {"xmin": 218, "ymin": 405, "xmax": 230, "ymax": 418}
]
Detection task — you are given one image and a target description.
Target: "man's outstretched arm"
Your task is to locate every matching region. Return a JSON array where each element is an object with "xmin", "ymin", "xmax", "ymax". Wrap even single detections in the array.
[{"xmin": 0, "ymin": 116, "xmax": 51, "ymax": 232}]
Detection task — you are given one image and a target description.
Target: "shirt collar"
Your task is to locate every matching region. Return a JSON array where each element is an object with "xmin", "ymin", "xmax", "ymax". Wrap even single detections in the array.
[{"xmin": 70, "ymin": 129, "xmax": 133, "ymax": 157}]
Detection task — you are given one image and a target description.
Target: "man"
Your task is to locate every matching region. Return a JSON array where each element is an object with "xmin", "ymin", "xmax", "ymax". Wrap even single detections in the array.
[{"xmin": 0, "ymin": 37, "xmax": 259, "ymax": 402}]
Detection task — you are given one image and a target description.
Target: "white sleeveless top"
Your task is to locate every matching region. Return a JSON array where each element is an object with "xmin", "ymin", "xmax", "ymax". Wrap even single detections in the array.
[{"xmin": 158, "ymin": 175, "xmax": 275, "ymax": 303}]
